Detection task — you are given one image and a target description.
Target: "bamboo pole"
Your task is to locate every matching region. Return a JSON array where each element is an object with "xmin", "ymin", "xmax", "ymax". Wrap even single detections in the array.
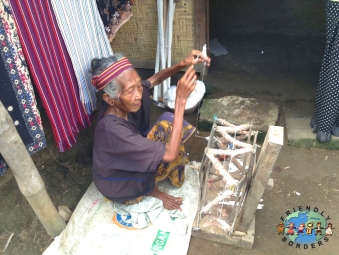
[
  {"xmin": 153, "ymin": 0, "xmax": 163, "ymax": 102},
  {"xmin": 241, "ymin": 122, "xmax": 253, "ymax": 175},
  {"xmin": 207, "ymin": 148, "xmax": 252, "ymax": 158},
  {"xmin": 165, "ymin": 0, "xmax": 175, "ymax": 90},
  {"xmin": 200, "ymin": 190, "xmax": 234, "ymax": 215},
  {"xmin": 156, "ymin": 0, "xmax": 167, "ymax": 99},
  {"xmin": 215, "ymin": 125, "xmax": 251, "ymax": 134},
  {"xmin": 153, "ymin": 31, "xmax": 160, "ymax": 101},
  {"xmin": 205, "ymin": 152, "xmax": 238, "ymax": 187},
  {"xmin": 216, "ymin": 131, "xmax": 252, "ymax": 150},
  {"xmin": 0, "ymin": 101, "xmax": 66, "ymax": 238},
  {"xmin": 216, "ymin": 118, "xmax": 236, "ymax": 127},
  {"xmin": 195, "ymin": 122, "xmax": 217, "ymax": 229}
]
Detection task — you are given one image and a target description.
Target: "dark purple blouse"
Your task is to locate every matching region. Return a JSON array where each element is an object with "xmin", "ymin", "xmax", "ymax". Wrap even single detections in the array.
[{"xmin": 92, "ymin": 80, "xmax": 166, "ymax": 202}]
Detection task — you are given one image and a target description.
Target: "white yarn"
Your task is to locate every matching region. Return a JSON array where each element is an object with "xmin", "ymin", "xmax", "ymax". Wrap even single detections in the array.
[
  {"xmin": 164, "ymin": 80, "xmax": 205, "ymax": 110},
  {"xmin": 164, "ymin": 85, "xmax": 177, "ymax": 109}
]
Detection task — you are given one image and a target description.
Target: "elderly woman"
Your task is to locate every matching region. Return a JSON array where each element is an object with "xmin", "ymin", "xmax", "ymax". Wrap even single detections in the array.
[{"xmin": 91, "ymin": 50, "xmax": 210, "ymax": 210}]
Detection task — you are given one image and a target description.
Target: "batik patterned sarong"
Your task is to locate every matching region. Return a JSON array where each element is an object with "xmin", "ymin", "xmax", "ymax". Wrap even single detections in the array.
[
  {"xmin": 96, "ymin": 0, "xmax": 134, "ymax": 42},
  {"xmin": 0, "ymin": 0, "xmax": 46, "ymax": 175},
  {"xmin": 122, "ymin": 112, "xmax": 195, "ymax": 205},
  {"xmin": 147, "ymin": 112, "xmax": 195, "ymax": 188}
]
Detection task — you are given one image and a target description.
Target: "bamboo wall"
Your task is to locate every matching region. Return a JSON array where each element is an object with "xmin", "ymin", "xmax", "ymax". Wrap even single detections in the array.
[{"xmin": 111, "ymin": 0, "xmax": 195, "ymax": 66}]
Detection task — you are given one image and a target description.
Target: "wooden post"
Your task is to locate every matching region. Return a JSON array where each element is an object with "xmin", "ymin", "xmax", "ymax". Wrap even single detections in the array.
[
  {"xmin": 194, "ymin": 0, "xmax": 209, "ymax": 75},
  {"xmin": 237, "ymin": 126, "xmax": 284, "ymax": 232},
  {"xmin": 0, "ymin": 101, "xmax": 66, "ymax": 238},
  {"xmin": 165, "ymin": 0, "xmax": 176, "ymax": 89}
]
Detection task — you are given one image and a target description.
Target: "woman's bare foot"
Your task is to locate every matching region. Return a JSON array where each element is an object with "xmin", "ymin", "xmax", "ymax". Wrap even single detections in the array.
[{"xmin": 148, "ymin": 185, "xmax": 183, "ymax": 210}]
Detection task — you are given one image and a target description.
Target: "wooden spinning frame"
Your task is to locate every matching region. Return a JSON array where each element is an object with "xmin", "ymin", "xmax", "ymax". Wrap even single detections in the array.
[{"xmin": 192, "ymin": 116, "xmax": 284, "ymax": 249}]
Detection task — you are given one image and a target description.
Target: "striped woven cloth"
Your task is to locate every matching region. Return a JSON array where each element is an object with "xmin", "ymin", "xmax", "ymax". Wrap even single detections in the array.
[
  {"xmin": 9, "ymin": 0, "xmax": 91, "ymax": 152},
  {"xmin": 50, "ymin": 0, "xmax": 113, "ymax": 114}
]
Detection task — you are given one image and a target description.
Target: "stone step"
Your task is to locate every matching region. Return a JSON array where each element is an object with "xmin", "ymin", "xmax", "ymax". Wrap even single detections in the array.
[
  {"xmin": 285, "ymin": 117, "xmax": 339, "ymax": 150},
  {"xmin": 198, "ymin": 96, "xmax": 279, "ymax": 142}
]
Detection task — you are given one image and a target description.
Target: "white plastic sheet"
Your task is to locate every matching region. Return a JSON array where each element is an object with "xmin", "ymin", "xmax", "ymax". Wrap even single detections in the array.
[
  {"xmin": 164, "ymin": 80, "xmax": 206, "ymax": 110},
  {"xmin": 209, "ymin": 38, "xmax": 229, "ymax": 56},
  {"xmin": 43, "ymin": 166, "xmax": 200, "ymax": 255}
]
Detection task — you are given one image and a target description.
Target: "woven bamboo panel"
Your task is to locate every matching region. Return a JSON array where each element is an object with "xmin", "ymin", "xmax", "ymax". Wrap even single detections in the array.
[{"xmin": 111, "ymin": 0, "xmax": 195, "ymax": 64}]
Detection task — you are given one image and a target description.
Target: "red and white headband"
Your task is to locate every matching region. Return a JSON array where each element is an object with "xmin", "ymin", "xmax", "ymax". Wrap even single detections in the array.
[{"xmin": 91, "ymin": 57, "xmax": 133, "ymax": 90}]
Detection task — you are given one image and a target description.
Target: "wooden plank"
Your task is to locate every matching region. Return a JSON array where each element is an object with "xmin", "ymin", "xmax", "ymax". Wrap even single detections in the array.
[
  {"xmin": 194, "ymin": 0, "xmax": 207, "ymax": 51},
  {"xmin": 192, "ymin": 216, "xmax": 255, "ymax": 250},
  {"xmin": 206, "ymin": 0, "xmax": 210, "ymax": 50},
  {"xmin": 238, "ymin": 126, "xmax": 284, "ymax": 232},
  {"xmin": 130, "ymin": 58, "xmax": 204, "ymax": 73},
  {"xmin": 205, "ymin": 0, "xmax": 209, "ymax": 77},
  {"xmin": 194, "ymin": 0, "xmax": 209, "ymax": 77},
  {"xmin": 130, "ymin": 59, "xmax": 159, "ymax": 69}
]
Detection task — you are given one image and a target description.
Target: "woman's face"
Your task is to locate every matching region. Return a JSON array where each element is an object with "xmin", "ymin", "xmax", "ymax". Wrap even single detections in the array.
[{"xmin": 115, "ymin": 69, "xmax": 143, "ymax": 113}]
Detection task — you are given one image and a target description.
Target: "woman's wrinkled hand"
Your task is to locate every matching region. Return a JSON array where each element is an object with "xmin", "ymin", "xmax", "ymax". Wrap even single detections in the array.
[
  {"xmin": 181, "ymin": 49, "xmax": 211, "ymax": 67},
  {"xmin": 176, "ymin": 65, "xmax": 197, "ymax": 101}
]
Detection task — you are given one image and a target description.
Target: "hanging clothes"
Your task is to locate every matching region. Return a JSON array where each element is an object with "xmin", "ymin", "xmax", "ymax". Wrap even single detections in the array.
[
  {"xmin": 50, "ymin": 0, "xmax": 113, "ymax": 115},
  {"xmin": 8, "ymin": 0, "xmax": 91, "ymax": 152},
  {"xmin": 0, "ymin": 0, "xmax": 46, "ymax": 175},
  {"xmin": 96, "ymin": 0, "xmax": 134, "ymax": 42}
]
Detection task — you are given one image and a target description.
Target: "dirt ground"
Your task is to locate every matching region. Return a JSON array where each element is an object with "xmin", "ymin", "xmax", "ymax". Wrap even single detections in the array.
[{"xmin": 1, "ymin": 2, "xmax": 339, "ymax": 254}]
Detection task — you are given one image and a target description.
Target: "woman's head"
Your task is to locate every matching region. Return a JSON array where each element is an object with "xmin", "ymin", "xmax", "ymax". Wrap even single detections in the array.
[
  {"xmin": 91, "ymin": 54, "xmax": 143, "ymax": 114},
  {"xmin": 91, "ymin": 53, "xmax": 126, "ymax": 98}
]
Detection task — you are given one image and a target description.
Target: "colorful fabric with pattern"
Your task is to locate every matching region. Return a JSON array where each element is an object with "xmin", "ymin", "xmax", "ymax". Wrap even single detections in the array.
[
  {"xmin": 147, "ymin": 112, "xmax": 195, "ymax": 188},
  {"xmin": 8, "ymin": 0, "xmax": 91, "ymax": 152},
  {"xmin": 122, "ymin": 112, "xmax": 195, "ymax": 205},
  {"xmin": 96, "ymin": 0, "xmax": 134, "ymax": 42},
  {"xmin": 0, "ymin": 0, "xmax": 46, "ymax": 175}
]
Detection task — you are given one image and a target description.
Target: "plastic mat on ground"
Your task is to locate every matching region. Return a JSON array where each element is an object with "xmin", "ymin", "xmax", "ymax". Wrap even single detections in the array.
[{"xmin": 43, "ymin": 164, "xmax": 200, "ymax": 255}]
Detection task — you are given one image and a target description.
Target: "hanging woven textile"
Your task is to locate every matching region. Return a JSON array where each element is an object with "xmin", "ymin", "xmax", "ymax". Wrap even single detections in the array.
[
  {"xmin": 0, "ymin": 0, "xmax": 46, "ymax": 175},
  {"xmin": 50, "ymin": 0, "xmax": 113, "ymax": 115},
  {"xmin": 8, "ymin": 0, "xmax": 91, "ymax": 152},
  {"xmin": 96, "ymin": 0, "xmax": 134, "ymax": 42}
]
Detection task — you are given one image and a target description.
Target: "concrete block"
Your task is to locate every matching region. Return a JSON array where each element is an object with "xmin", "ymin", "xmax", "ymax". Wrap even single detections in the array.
[
  {"xmin": 58, "ymin": 206, "xmax": 72, "ymax": 222},
  {"xmin": 266, "ymin": 178, "xmax": 274, "ymax": 191},
  {"xmin": 285, "ymin": 117, "xmax": 339, "ymax": 150},
  {"xmin": 198, "ymin": 96, "xmax": 279, "ymax": 136}
]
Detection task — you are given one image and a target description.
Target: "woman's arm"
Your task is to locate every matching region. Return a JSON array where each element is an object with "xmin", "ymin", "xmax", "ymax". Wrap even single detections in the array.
[
  {"xmin": 147, "ymin": 49, "xmax": 211, "ymax": 88},
  {"xmin": 162, "ymin": 65, "xmax": 197, "ymax": 162}
]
